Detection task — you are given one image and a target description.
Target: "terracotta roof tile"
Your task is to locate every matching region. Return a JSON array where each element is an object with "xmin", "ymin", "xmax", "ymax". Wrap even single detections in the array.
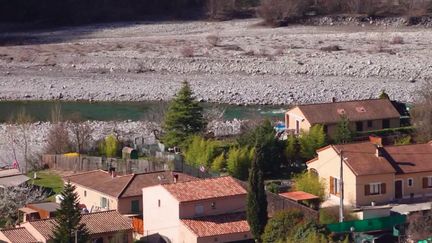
[
  {"xmin": 293, "ymin": 99, "xmax": 400, "ymax": 125},
  {"xmin": 162, "ymin": 176, "xmax": 246, "ymax": 202},
  {"xmin": 0, "ymin": 227, "xmax": 39, "ymax": 243},
  {"xmin": 66, "ymin": 170, "xmax": 197, "ymax": 198},
  {"xmin": 120, "ymin": 171, "xmax": 197, "ymax": 198},
  {"xmin": 181, "ymin": 212, "xmax": 250, "ymax": 237},
  {"xmin": 66, "ymin": 170, "xmax": 133, "ymax": 198},
  {"xmin": 325, "ymin": 141, "xmax": 432, "ymax": 175},
  {"xmin": 279, "ymin": 191, "xmax": 319, "ymax": 202},
  {"xmin": 28, "ymin": 210, "xmax": 132, "ymax": 240}
]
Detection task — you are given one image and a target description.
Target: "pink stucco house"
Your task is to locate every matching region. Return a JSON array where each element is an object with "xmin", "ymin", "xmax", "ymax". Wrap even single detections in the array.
[{"xmin": 142, "ymin": 176, "xmax": 253, "ymax": 243}]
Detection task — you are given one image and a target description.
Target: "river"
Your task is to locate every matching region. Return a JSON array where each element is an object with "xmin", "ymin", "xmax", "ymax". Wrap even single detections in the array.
[{"xmin": 0, "ymin": 101, "xmax": 287, "ymax": 122}]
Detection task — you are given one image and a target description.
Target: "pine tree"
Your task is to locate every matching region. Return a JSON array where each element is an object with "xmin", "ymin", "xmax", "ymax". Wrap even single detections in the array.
[
  {"xmin": 247, "ymin": 142, "xmax": 268, "ymax": 242},
  {"xmin": 162, "ymin": 81, "xmax": 206, "ymax": 148},
  {"xmin": 334, "ymin": 115, "xmax": 353, "ymax": 144},
  {"xmin": 53, "ymin": 182, "xmax": 89, "ymax": 243}
]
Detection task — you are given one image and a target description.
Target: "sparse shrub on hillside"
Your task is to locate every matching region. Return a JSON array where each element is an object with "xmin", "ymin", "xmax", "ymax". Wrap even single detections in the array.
[
  {"xmin": 206, "ymin": 34, "xmax": 220, "ymax": 47},
  {"xmin": 390, "ymin": 36, "xmax": 404, "ymax": 45},
  {"xmin": 180, "ymin": 46, "xmax": 194, "ymax": 57},
  {"xmin": 257, "ymin": 0, "xmax": 309, "ymax": 27}
]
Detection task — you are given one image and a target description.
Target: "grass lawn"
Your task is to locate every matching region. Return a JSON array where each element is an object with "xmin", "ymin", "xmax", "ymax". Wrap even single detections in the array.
[{"xmin": 27, "ymin": 170, "xmax": 64, "ymax": 200}]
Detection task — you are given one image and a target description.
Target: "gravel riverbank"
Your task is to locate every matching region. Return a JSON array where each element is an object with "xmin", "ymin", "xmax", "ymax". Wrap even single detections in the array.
[{"xmin": 0, "ymin": 18, "xmax": 429, "ymax": 105}]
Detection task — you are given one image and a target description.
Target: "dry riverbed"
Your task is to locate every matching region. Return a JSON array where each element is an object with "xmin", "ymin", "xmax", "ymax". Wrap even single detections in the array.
[{"xmin": 0, "ymin": 18, "xmax": 430, "ymax": 105}]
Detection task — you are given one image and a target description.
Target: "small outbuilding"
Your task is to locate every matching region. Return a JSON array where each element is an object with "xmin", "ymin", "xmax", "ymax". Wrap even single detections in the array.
[{"xmin": 122, "ymin": 147, "xmax": 138, "ymax": 160}]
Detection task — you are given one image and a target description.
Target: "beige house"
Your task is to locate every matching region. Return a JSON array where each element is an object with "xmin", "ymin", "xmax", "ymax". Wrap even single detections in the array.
[
  {"xmin": 0, "ymin": 210, "xmax": 133, "ymax": 243},
  {"xmin": 142, "ymin": 176, "xmax": 253, "ymax": 243},
  {"xmin": 66, "ymin": 170, "xmax": 196, "ymax": 215},
  {"xmin": 285, "ymin": 99, "xmax": 401, "ymax": 138},
  {"xmin": 307, "ymin": 139, "xmax": 432, "ymax": 207}
]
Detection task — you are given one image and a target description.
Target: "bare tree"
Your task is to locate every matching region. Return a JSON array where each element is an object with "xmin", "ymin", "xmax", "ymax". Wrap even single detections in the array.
[
  {"xmin": 407, "ymin": 208, "xmax": 432, "ymax": 242},
  {"xmin": 0, "ymin": 185, "xmax": 47, "ymax": 227},
  {"xmin": 68, "ymin": 114, "xmax": 93, "ymax": 154},
  {"xmin": 7, "ymin": 109, "xmax": 33, "ymax": 172},
  {"xmin": 411, "ymin": 80, "xmax": 432, "ymax": 143},
  {"xmin": 44, "ymin": 104, "xmax": 72, "ymax": 154}
]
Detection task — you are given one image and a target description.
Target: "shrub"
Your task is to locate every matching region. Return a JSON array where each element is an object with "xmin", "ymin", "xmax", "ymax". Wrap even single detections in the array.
[
  {"xmin": 390, "ymin": 36, "xmax": 404, "ymax": 45},
  {"xmin": 184, "ymin": 135, "xmax": 221, "ymax": 168},
  {"xmin": 262, "ymin": 209, "xmax": 304, "ymax": 243},
  {"xmin": 227, "ymin": 146, "xmax": 254, "ymax": 180},
  {"xmin": 211, "ymin": 152, "xmax": 226, "ymax": 172},
  {"xmin": 293, "ymin": 171, "xmax": 326, "ymax": 203},
  {"xmin": 394, "ymin": 135, "xmax": 411, "ymax": 145},
  {"xmin": 319, "ymin": 206, "xmax": 358, "ymax": 224},
  {"xmin": 206, "ymin": 34, "xmax": 220, "ymax": 47},
  {"xmin": 320, "ymin": 45, "xmax": 342, "ymax": 52},
  {"xmin": 299, "ymin": 124, "xmax": 327, "ymax": 160},
  {"xmin": 257, "ymin": 0, "xmax": 308, "ymax": 27},
  {"xmin": 180, "ymin": 46, "xmax": 194, "ymax": 57}
]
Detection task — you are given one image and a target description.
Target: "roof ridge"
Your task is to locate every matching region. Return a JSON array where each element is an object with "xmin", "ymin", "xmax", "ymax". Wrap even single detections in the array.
[
  {"xmin": 118, "ymin": 174, "xmax": 138, "ymax": 198},
  {"xmin": 296, "ymin": 98, "xmax": 387, "ymax": 107},
  {"xmin": 0, "ymin": 227, "xmax": 27, "ymax": 231},
  {"xmin": 163, "ymin": 175, "xmax": 231, "ymax": 186},
  {"xmin": 65, "ymin": 169, "xmax": 107, "ymax": 178},
  {"xmin": 81, "ymin": 210, "xmax": 117, "ymax": 216}
]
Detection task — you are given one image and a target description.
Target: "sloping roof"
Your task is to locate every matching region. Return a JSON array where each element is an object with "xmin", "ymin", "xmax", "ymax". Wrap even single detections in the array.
[
  {"xmin": 66, "ymin": 170, "xmax": 196, "ymax": 198},
  {"xmin": 27, "ymin": 202, "xmax": 60, "ymax": 212},
  {"xmin": 0, "ymin": 174, "xmax": 30, "ymax": 187},
  {"xmin": 279, "ymin": 191, "xmax": 319, "ymax": 202},
  {"xmin": 319, "ymin": 141, "xmax": 432, "ymax": 176},
  {"xmin": 384, "ymin": 142, "xmax": 432, "ymax": 174},
  {"xmin": 28, "ymin": 210, "xmax": 132, "ymax": 240},
  {"xmin": 163, "ymin": 176, "xmax": 246, "ymax": 202},
  {"xmin": 333, "ymin": 142, "xmax": 396, "ymax": 176},
  {"xmin": 0, "ymin": 227, "xmax": 39, "ymax": 243},
  {"xmin": 181, "ymin": 212, "xmax": 250, "ymax": 237},
  {"xmin": 0, "ymin": 169, "xmax": 21, "ymax": 177},
  {"xmin": 293, "ymin": 99, "xmax": 400, "ymax": 124},
  {"xmin": 120, "ymin": 171, "xmax": 197, "ymax": 198}
]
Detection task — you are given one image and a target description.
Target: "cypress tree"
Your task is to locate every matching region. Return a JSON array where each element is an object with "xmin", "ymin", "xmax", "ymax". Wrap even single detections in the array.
[
  {"xmin": 162, "ymin": 81, "xmax": 206, "ymax": 148},
  {"xmin": 53, "ymin": 182, "xmax": 89, "ymax": 243},
  {"xmin": 247, "ymin": 142, "xmax": 268, "ymax": 242},
  {"xmin": 334, "ymin": 115, "xmax": 353, "ymax": 144}
]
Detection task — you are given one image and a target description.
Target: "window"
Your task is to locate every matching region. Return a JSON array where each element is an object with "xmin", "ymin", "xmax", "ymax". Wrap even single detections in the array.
[
  {"xmin": 330, "ymin": 176, "xmax": 340, "ymax": 195},
  {"xmin": 408, "ymin": 178, "xmax": 413, "ymax": 187},
  {"xmin": 365, "ymin": 183, "xmax": 386, "ymax": 196},
  {"xmin": 356, "ymin": 121, "xmax": 363, "ymax": 132},
  {"xmin": 211, "ymin": 202, "xmax": 216, "ymax": 209},
  {"xmin": 131, "ymin": 200, "xmax": 140, "ymax": 213},
  {"xmin": 84, "ymin": 190, "xmax": 87, "ymax": 197},
  {"xmin": 158, "ymin": 199, "xmax": 161, "ymax": 207},
  {"xmin": 367, "ymin": 120, "xmax": 373, "ymax": 128},
  {"xmin": 195, "ymin": 205, "xmax": 204, "ymax": 215},
  {"xmin": 100, "ymin": 197, "xmax": 109, "ymax": 208},
  {"xmin": 424, "ymin": 177, "xmax": 432, "ymax": 188},
  {"xmin": 382, "ymin": 119, "xmax": 390, "ymax": 129},
  {"xmin": 370, "ymin": 183, "xmax": 381, "ymax": 195}
]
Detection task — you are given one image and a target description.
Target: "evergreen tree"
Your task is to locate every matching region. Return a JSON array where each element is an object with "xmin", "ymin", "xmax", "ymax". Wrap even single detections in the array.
[
  {"xmin": 247, "ymin": 142, "xmax": 268, "ymax": 242},
  {"xmin": 285, "ymin": 135, "xmax": 299, "ymax": 163},
  {"xmin": 334, "ymin": 115, "xmax": 353, "ymax": 144},
  {"xmin": 299, "ymin": 125, "xmax": 327, "ymax": 160},
  {"xmin": 53, "ymin": 182, "xmax": 89, "ymax": 243},
  {"xmin": 162, "ymin": 81, "xmax": 206, "ymax": 148}
]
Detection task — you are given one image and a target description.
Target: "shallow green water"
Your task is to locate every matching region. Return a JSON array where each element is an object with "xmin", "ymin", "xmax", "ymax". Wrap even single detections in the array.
[{"xmin": 0, "ymin": 101, "xmax": 286, "ymax": 122}]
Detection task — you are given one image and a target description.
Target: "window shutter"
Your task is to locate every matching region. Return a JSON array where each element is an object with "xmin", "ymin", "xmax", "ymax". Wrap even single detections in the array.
[
  {"xmin": 381, "ymin": 183, "xmax": 386, "ymax": 194},
  {"xmin": 330, "ymin": 176, "xmax": 334, "ymax": 194},
  {"xmin": 423, "ymin": 177, "xmax": 428, "ymax": 188},
  {"xmin": 365, "ymin": 184, "xmax": 370, "ymax": 196}
]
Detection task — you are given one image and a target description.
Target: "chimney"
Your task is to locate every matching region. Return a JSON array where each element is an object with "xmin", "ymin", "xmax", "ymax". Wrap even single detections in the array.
[
  {"xmin": 369, "ymin": 135, "xmax": 382, "ymax": 147},
  {"xmin": 109, "ymin": 167, "xmax": 116, "ymax": 178},
  {"xmin": 173, "ymin": 174, "xmax": 179, "ymax": 184},
  {"xmin": 375, "ymin": 145, "xmax": 385, "ymax": 157}
]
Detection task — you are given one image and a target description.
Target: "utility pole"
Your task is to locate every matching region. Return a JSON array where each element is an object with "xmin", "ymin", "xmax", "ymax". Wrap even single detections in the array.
[{"xmin": 339, "ymin": 149, "xmax": 344, "ymax": 223}]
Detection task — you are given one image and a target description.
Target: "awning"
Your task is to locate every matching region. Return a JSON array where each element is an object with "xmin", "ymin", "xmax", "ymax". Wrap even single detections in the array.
[
  {"xmin": 279, "ymin": 191, "xmax": 319, "ymax": 202},
  {"xmin": 19, "ymin": 207, "xmax": 38, "ymax": 214}
]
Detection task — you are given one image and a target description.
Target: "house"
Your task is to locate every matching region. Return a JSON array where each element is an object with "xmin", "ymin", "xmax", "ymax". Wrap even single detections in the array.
[
  {"xmin": 0, "ymin": 210, "xmax": 133, "ymax": 243},
  {"xmin": 19, "ymin": 202, "xmax": 60, "ymax": 222},
  {"xmin": 142, "ymin": 176, "xmax": 253, "ymax": 243},
  {"xmin": 0, "ymin": 227, "xmax": 39, "ymax": 243},
  {"xmin": 307, "ymin": 138, "xmax": 432, "ymax": 207},
  {"xmin": 0, "ymin": 169, "xmax": 30, "ymax": 188},
  {"xmin": 65, "ymin": 170, "xmax": 196, "ymax": 214},
  {"xmin": 285, "ymin": 99, "xmax": 401, "ymax": 138}
]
